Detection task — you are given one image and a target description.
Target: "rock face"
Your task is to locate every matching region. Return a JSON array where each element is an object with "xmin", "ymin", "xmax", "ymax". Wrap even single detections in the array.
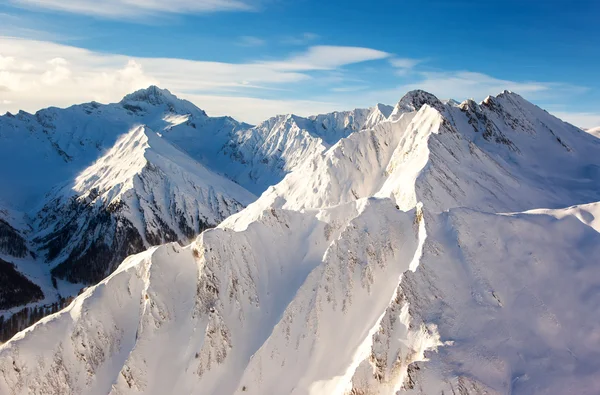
[{"xmin": 1, "ymin": 89, "xmax": 599, "ymax": 394}]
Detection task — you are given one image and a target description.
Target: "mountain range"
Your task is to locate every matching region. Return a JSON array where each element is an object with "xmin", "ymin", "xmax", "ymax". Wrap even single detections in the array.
[{"xmin": 0, "ymin": 86, "xmax": 599, "ymax": 394}]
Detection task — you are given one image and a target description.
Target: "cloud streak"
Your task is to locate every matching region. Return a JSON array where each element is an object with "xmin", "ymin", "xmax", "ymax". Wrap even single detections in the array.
[
  {"xmin": 237, "ymin": 36, "xmax": 266, "ymax": 47},
  {"xmin": 265, "ymin": 45, "xmax": 390, "ymax": 71},
  {"xmin": 10, "ymin": 0, "xmax": 258, "ymax": 18},
  {"xmin": 389, "ymin": 57, "xmax": 422, "ymax": 75}
]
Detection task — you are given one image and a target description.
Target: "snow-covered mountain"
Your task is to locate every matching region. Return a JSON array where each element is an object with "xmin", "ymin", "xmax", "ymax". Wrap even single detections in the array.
[
  {"xmin": 0, "ymin": 86, "xmax": 395, "ymax": 340},
  {"xmin": 34, "ymin": 125, "xmax": 254, "ymax": 285},
  {"xmin": 2, "ymin": 89, "xmax": 599, "ymax": 394},
  {"xmin": 221, "ymin": 104, "xmax": 394, "ymax": 194},
  {"xmin": 0, "ymin": 87, "xmax": 259, "ymax": 338},
  {"xmin": 0, "ymin": 86, "xmax": 246, "ymax": 210}
]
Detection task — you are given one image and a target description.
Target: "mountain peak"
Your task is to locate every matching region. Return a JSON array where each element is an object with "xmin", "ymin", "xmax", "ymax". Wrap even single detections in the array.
[
  {"xmin": 397, "ymin": 89, "xmax": 444, "ymax": 111},
  {"xmin": 119, "ymin": 85, "xmax": 207, "ymax": 117},
  {"xmin": 120, "ymin": 85, "xmax": 177, "ymax": 105},
  {"xmin": 373, "ymin": 103, "xmax": 394, "ymax": 118},
  {"xmin": 443, "ymin": 98, "xmax": 461, "ymax": 107},
  {"xmin": 389, "ymin": 89, "xmax": 445, "ymax": 121}
]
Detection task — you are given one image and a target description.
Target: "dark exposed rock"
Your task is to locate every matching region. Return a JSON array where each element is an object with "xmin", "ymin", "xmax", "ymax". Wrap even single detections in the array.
[
  {"xmin": 397, "ymin": 90, "xmax": 446, "ymax": 113},
  {"xmin": 37, "ymin": 190, "xmax": 218, "ymax": 284}
]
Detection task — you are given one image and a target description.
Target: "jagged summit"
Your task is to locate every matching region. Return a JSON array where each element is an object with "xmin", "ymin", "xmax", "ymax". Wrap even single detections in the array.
[
  {"xmin": 120, "ymin": 85, "xmax": 176, "ymax": 105},
  {"xmin": 390, "ymin": 89, "xmax": 445, "ymax": 120},
  {"xmin": 400, "ymin": 89, "xmax": 444, "ymax": 109}
]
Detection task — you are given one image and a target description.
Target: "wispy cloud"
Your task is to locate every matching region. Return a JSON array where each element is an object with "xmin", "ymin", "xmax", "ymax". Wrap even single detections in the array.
[
  {"xmin": 398, "ymin": 71, "xmax": 587, "ymax": 102},
  {"xmin": 0, "ymin": 11, "xmax": 69, "ymax": 41},
  {"xmin": 389, "ymin": 57, "xmax": 422, "ymax": 76},
  {"xmin": 264, "ymin": 45, "xmax": 390, "ymax": 71},
  {"xmin": 281, "ymin": 33, "xmax": 319, "ymax": 46},
  {"xmin": 0, "ymin": 36, "xmax": 388, "ymax": 123},
  {"xmin": 9, "ymin": 0, "xmax": 259, "ymax": 18},
  {"xmin": 330, "ymin": 86, "xmax": 368, "ymax": 93},
  {"xmin": 237, "ymin": 36, "xmax": 266, "ymax": 47}
]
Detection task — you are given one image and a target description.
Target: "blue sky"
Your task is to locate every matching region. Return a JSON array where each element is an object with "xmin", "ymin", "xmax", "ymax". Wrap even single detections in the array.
[{"xmin": 0, "ymin": 0, "xmax": 599, "ymax": 127}]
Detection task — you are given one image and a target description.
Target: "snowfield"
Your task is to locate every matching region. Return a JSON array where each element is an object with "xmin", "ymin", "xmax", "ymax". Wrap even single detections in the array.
[{"xmin": 1, "ymin": 88, "xmax": 600, "ymax": 394}]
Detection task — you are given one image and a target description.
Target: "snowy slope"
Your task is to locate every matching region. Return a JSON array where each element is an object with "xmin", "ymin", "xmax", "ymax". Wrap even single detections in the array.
[
  {"xmin": 33, "ymin": 125, "xmax": 254, "ymax": 285},
  {"xmin": 348, "ymin": 204, "xmax": 600, "ymax": 395},
  {"xmin": 0, "ymin": 198, "xmax": 422, "ymax": 395},
  {"xmin": 1, "ymin": 89, "xmax": 599, "ymax": 395}
]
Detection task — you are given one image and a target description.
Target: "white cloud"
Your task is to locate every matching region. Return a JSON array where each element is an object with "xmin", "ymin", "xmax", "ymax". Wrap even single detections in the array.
[
  {"xmin": 1, "ymin": 36, "xmax": 596, "ymax": 127},
  {"xmin": 181, "ymin": 94, "xmax": 339, "ymax": 124},
  {"xmin": 0, "ymin": 36, "xmax": 387, "ymax": 123},
  {"xmin": 389, "ymin": 58, "xmax": 420, "ymax": 69},
  {"xmin": 238, "ymin": 36, "xmax": 266, "ymax": 47},
  {"xmin": 10, "ymin": 0, "xmax": 257, "ymax": 17},
  {"xmin": 389, "ymin": 57, "xmax": 422, "ymax": 76},
  {"xmin": 394, "ymin": 71, "xmax": 587, "ymax": 103},
  {"xmin": 551, "ymin": 112, "xmax": 600, "ymax": 130},
  {"xmin": 265, "ymin": 45, "xmax": 390, "ymax": 71}
]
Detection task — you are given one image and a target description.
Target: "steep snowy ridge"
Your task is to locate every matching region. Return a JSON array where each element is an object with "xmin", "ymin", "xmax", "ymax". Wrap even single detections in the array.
[
  {"xmin": 33, "ymin": 125, "xmax": 255, "ymax": 284},
  {"xmin": 1, "ymin": 89, "xmax": 600, "ymax": 395},
  {"xmin": 0, "ymin": 198, "xmax": 422, "ymax": 395},
  {"xmin": 230, "ymin": 89, "xmax": 600, "ymax": 220},
  {"xmin": 228, "ymin": 111, "xmax": 418, "ymax": 217}
]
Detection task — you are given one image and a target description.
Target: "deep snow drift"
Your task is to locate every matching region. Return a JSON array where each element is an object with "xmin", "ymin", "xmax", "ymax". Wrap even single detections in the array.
[{"xmin": 1, "ymin": 89, "xmax": 600, "ymax": 395}]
